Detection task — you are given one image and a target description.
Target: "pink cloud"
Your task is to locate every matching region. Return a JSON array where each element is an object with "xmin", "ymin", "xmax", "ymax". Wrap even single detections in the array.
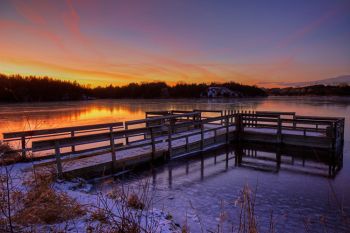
[
  {"xmin": 276, "ymin": 3, "xmax": 349, "ymax": 49},
  {"xmin": 0, "ymin": 19, "xmax": 66, "ymax": 52},
  {"xmin": 12, "ymin": 0, "xmax": 46, "ymax": 25}
]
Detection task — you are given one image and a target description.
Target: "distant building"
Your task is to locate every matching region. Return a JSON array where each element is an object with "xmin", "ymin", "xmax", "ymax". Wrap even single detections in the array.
[{"xmin": 206, "ymin": 86, "xmax": 240, "ymax": 98}]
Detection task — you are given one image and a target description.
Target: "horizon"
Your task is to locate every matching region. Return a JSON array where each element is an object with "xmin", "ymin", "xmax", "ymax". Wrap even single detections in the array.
[{"xmin": 0, "ymin": 0, "xmax": 350, "ymax": 87}]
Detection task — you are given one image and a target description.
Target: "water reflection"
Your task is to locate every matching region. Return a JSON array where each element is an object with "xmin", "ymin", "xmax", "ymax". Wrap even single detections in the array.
[{"xmin": 153, "ymin": 144, "xmax": 343, "ymax": 191}]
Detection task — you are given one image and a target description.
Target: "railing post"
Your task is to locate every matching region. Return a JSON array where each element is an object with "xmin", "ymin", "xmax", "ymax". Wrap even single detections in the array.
[
  {"xmin": 125, "ymin": 123, "xmax": 129, "ymax": 145},
  {"xmin": 192, "ymin": 115, "xmax": 196, "ymax": 129},
  {"xmin": 71, "ymin": 131, "xmax": 75, "ymax": 153},
  {"xmin": 168, "ymin": 124, "xmax": 172, "ymax": 158},
  {"xmin": 214, "ymin": 129, "xmax": 217, "ymax": 143},
  {"xmin": 235, "ymin": 113, "xmax": 242, "ymax": 141},
  {"xmin": 150, "ymin": 127, "xmax": 155, "ymax": 160},
  {"xmin": 293, "ymin": 115, "xmax": 296, "ymax": 128},
  {"xmin": 221, "ymin": 110, "xmax": 223, "ymax": 125},
  {"xmin": 54, "ymin": 141, "xmax": 63, "ymax": 178},
  {"xmin": 200, "ymin": 120, "xmax": 204, "ymax": 150},
  {"xmin": 248, "ymin": 110, "xmax": 251, "ymax": 127},
  {"xmin": 225, "ymin": 115, "xmax": 229, "ymax": 143},
  {"xmin": 341, "ymin": 119, "xmax": 345, "ymax": 144},
  {"xmin": 332, "ymin": 122, "xmax": 337, "ymax": 150},
  {"xmin": 185, "ymin": 136, "xmax": 189, "ymax": 152},
  {"xmin": 254, "ymin": 111, "xmax": 257, "ymax": 127},
  {"xmin": 21, "ymin": 136, "xmax": 26, "ymax": 159},
  {"xmin": 110, "ymin": 132, "xmax": 116, "ymax": 170},
  {"xmin": 277, "ymin": 117, "xmax": 282, "ymax": 143}
]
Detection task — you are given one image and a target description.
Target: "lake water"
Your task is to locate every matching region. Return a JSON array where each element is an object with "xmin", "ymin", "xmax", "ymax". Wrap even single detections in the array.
[{"xmin": 0, "ymin": 97, "xmax": 349, "ymax": 232}]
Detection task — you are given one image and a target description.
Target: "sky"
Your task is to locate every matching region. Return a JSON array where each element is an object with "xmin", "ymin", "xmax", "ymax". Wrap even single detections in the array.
[{"xmin": 0, "ymin": 0, "xmax": 349, "ymax": 87}]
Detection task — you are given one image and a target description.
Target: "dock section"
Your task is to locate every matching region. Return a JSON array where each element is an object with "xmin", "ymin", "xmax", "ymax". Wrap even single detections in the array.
[{"xmin": 2, "ymin": 110, "xmax": 344, "ymax": 178}]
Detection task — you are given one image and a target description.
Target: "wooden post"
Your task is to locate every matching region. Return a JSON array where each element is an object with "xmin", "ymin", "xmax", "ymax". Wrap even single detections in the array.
[
  {"xmin": 54, "ymin": 141, "xmax": 63, "ymax": 178},
  {"xmin": 200, "ymin": 121, "xmax": 204, "ymax": 150},
  {"xmin": 221, "ymin": 110, "xmax": 223, "ymax": 125},
  {"xmin": 214, "ymin": 129, "xmax": 217, "ymax": 143},
  {"xmin": 254, "ymin": 111, "xmax": 257, "ymax": 127},
  {"xmin": 341, "ymin": 119, "xmax": 345, "ymax": 145},
  {"xmin": 248, "ymin": 110, "xmax": 251, "ymax": 127},
  {"xmin": 110, "ymin": 132, "xmax": 116, "ymax": 170},
  {"xmin": 168, "ymin": 124, "xmax": 172, "ymax": 158},
  {"xmin": 125, "ymin": 124, "xmax": 129, "ymax": 144},
  {"xmin": 332, "ymin": 122, "xmax": 337, "ymax": 150},
  {"xmin": 293, "ymin": 115, "xmax": 296, "ymax": 128},
  {"xmin": 243, "ymin": 110, "xmax": 246, "ymax": 126},
  {"xmin": 150, "ymin": 127, "xmax": 155, "ymax": 160},
  {"xmin": 277, "ymin": 117, "xmax": 282, "ymax": 143},
  {"xmin": 71, "ymin": 131, "xmax": 75, "ymax": 153},
  {"xmin": 235, "ymin": 113, "xmax": 241, "ymax": 141},
  {"xmin": 276, "ymin": 147, "xmax": 281, "ymax": 171},
  {"xmin": 192, "ymin": 115, "xmax": 196, "ymax": 129},
  {"xmin": 185, "ymin": 136, "xmax": 189, "ymax": 152},
  {"xmin": 225, "ymin": 115, "xmax": 229, "ymax": 143},
  {"xmin": 21, "ymin": 136, "xmax": 26, "ymax": 159}
]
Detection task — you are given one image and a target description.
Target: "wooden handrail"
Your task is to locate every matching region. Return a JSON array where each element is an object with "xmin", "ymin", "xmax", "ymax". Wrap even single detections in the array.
[
  {"xmin": 3, "ymin": 122, "xmax": 124, "ymax": 139},
  {"xmin": 32, "ymin": 125, "xmax": 164, "ymax": 151},
  {"xmin": 255, "ymin": 111, "xmax": 296, "ymax": 116},
  {"xmin": 126, "ymin": 112, "xmax": 200, "ymax": 125}
]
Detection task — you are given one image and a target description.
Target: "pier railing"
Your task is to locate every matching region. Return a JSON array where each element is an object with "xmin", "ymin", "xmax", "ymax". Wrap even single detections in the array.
[{"xmin": 2, "ymin": 122, "xmax": 124, "ymax": 158}]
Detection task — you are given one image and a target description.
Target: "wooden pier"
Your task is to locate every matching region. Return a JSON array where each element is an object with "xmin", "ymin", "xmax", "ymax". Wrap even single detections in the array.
[{"xmin": 2, "ymin": 110, "xmax": 345, "ymax": 178}]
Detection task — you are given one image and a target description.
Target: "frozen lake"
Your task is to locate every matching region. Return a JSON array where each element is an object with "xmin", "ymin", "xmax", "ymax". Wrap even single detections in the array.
[{"xmin": 1, "ymin": 97, "xmax": 349, "ymax": 232}]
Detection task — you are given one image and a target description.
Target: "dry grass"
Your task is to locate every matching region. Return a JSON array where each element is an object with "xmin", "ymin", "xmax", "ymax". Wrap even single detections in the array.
[
  {"xmin": 85, "ymin": 180, "xmax": 163, "ymax": 233},
  {"xmin": 1, "ymin": 169, "xmax": 86, "ymax": 229},
  {"xmin": 0, "ymin": 142, "xmax": 22, "ymax": 165},
  {"xmin": 16, "ymin": 171, "xmax": 85, "ymax": 225},
  {"xmin": 234, "ymin": 185, "xmax": 258, "ymax": 233},
  {"xmin": 13, "ymin": 185, "xmax": 85, "ymax": 225},
  {"xmin": 127, "ymin": 193, "xmax": 145, "ymax": 210}
]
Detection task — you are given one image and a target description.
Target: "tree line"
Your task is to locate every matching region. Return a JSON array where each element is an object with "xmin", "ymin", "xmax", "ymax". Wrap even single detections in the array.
[
  {"xmin": 267, "ymin": 84, "xmax": 350, "ymax": 96},
  {"xmin": 0, "ymin": 74, "xmax": 267, "ymax": 102}
]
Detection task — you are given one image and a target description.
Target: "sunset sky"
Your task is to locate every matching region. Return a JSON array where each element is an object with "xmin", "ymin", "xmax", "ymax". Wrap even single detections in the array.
[{"xmin": 0, "ymin": 0, "xmax": 349, "ymax": 87}]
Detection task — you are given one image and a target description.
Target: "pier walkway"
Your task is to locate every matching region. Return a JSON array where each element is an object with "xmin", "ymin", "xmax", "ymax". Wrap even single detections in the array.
[{"xmin": 2, "ymin": 110, "xmax": 344, "ymax": 178}]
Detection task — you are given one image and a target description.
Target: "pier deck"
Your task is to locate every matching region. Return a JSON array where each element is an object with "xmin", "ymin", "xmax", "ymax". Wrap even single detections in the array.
[{"xmin": 2, "ymin": 110, "xmax": 344, "ymax": 178}]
